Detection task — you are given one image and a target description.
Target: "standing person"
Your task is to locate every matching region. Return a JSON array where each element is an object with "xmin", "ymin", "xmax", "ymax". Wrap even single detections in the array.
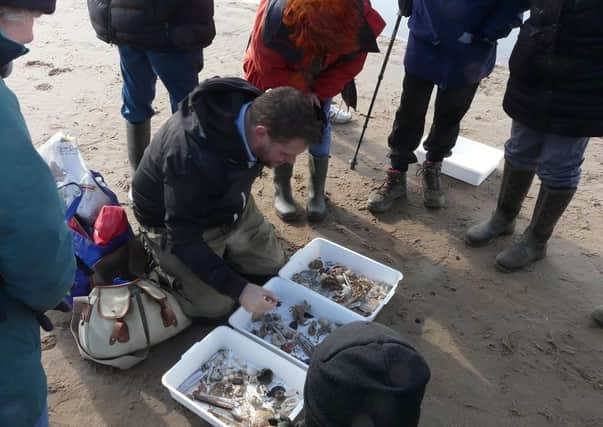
[
  {"xmin": 86, "ymin": 0, "xmax": 215, "ymax": 183},
  {"xmin": 465, "ymin": 0, "xmax": 603, "ymax": 272},
  {"xmin": 244, "ymin": 0, "xmax": 385, "ymax": 222},
  {"xmin": 0, "ymin": 2, "xmax": 76, "ymax": 426},
  {"xmin": 132, "ymin": 78, "xmax": 323, "ymax": 318},
  {"xmin": 368, "ymin": 1, "xmax": 525, "ymax": 212}
]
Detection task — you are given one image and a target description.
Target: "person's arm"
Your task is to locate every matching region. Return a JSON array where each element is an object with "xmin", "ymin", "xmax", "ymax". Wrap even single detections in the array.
[
  {"xmin": 162, "ymin": 151, "xmax": 277, "ymax": 312},
  {"xmin": 311, "ymin": 52, "xmax": 368, "ymax": 101},
  {"xmin": 477, "ymin": 1, "xmax": 529, "ymax": 43},
  {"xmin": 0, "ymin": 112, "xmax": 75, "ymax": 311},
  {"xmin": 162, "ymin": 151, "xmax": 248, "ymax": 299}
]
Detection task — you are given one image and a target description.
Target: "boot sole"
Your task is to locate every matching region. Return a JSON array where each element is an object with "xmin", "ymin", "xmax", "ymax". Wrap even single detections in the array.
[
  {"xmin": 464, "ymin": 229, "xmax": 514, "ymax": 248},
  {"xmin": 367, "ymin": 194, "xmax": 407, "ymax": 214},
  {"xmin": 276, "ymin": 210, "xmax": 300, "ymax": 223},
  {"xmin": 424, "ymin": 201, "xmax": 446, "ymax": 210},
  {"xmin": 494, "ymin": 253, "xmax": 546, "ymax": 273},
  {"xmin": 307, "ymin": 212, "xmax": 327, "ymax": 222}
]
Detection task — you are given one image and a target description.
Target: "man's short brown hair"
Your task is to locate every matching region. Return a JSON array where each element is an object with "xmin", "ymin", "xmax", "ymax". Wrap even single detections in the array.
[{"xmin": 248, "ymin": 86, "xmax": 324, "ymax": 146}]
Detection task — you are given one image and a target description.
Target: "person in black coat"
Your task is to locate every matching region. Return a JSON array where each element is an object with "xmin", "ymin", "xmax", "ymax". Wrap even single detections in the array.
[
  {"xmin": 86, "ymin": 0, "xmax": 215, "ymax": 190},
  {"xmin": 466, "ymin": 0, "xmax": 603, "ymax": 272}
]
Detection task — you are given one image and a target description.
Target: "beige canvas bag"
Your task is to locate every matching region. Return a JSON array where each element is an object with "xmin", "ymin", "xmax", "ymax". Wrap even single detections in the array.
[{"xmin": 70, "ymin": 278, "xmax": 191, "ymax": 369}]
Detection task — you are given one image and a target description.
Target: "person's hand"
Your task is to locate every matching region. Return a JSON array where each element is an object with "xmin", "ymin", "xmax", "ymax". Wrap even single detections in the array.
[
  {"xmin": 307, "ymin": 92, "xmax": 321, "ymax": 108},
  {"xmin": 239, "ymin": 283, "xmax": 278, "ymax": 315}
]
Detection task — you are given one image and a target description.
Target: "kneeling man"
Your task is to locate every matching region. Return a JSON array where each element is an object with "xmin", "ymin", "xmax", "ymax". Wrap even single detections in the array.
[{"xmin": 132, "ymin": 77, "xmax": 323, "ymax": 318}]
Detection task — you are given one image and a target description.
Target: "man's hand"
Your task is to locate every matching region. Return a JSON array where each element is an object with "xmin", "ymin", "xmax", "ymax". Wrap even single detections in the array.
[{"xmin": 239, "ymin": 283, "xmax": 278, "ymax": 315}]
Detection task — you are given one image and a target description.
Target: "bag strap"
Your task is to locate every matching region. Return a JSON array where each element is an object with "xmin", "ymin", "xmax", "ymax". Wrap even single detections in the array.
[
  {"xmin": 69, "ymin": 290, "xmax": 152, "ymax": 370},
  {"xmin": 133, "ymin": 287, "xmax": 152, "ymax": 350},
  {"xmin": 75, "ymin": 255, "xmax": 95, "ymax": 277},
  {"xmin": 59, "ymin": 182, "xmax": 83, "ymax": 221},
  {"xmin": 90, "ymin": 170, "xmax": 120, "ymax": 206}
]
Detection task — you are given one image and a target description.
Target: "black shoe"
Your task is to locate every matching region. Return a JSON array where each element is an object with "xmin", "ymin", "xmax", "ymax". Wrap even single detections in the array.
[
  {"xmin": 418, "ymin": 161, "xmax": 445, "ymax": 209},
  {"xmin": 367, "ymin": 169, "xmax": 407, "ymax": 213}
]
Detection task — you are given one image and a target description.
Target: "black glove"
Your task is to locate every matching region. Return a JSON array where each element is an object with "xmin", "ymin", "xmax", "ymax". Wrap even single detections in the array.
[
  {"xmin": 398, "ymin": 0, "xmax": 412, "ymax": 17},
  {"xmin": 36, "ymin": 298, "xmax": 72, "ymax": 332}
]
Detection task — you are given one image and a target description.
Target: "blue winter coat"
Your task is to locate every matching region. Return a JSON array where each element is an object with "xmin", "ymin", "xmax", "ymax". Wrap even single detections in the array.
[
  {"xmin": 405, "ymin": 0, "xmax": 527, "ymax": 88},
  {"xmin": 0, "ymin": 32, "xmax": 75, "ymax": 427}
]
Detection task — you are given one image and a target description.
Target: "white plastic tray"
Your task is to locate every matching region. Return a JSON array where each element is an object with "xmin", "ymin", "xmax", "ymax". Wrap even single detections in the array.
[
  {"xmin": 415, "ymin": 135, "xmax": 504, "ymax": 186},
  {"xmin": 162, "ymin": 326, "xmax": 305, "ymax": 427},
  {"xmin": 278, "ymin": 238, "xmax": 402, "ymax": 321},
  {"xmin": 229, "ymin": 277, "xmax": 362, "ymax": 369}
]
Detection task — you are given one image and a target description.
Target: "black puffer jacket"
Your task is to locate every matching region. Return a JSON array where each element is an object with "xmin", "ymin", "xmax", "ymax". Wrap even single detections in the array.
[
  {"xmin": 132, "ymin": 78, "xmax": 263, "ymax": 299},
  {"xmin": 503, "ymin": 0, "xmax": 603, "ymax": 137},
  {"xmin": 87, "ymin": 0, "xmax": 215, "ymax": 50}
]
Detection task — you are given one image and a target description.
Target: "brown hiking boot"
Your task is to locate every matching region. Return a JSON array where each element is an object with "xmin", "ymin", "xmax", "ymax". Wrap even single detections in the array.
[
  {"xmin": 418, "ymin": 161, "xmax": 445, "ymax": 209},
  {"xmin": 367, "ymin": 169, "xmax": 407, "ymax": 213}
]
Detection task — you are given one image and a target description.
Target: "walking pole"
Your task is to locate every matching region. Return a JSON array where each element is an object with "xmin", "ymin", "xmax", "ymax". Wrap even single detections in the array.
[{"xmin": 350, "ymin": 11, "xmax": 403, "ymax": 170}]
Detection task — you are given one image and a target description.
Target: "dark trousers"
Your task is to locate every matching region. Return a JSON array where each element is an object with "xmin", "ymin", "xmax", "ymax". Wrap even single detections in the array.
[
  {"xmin": 388, "ymin": 71, "xmax": 479, "ymax": 171},
  {"xmin": 505, "ymin": 120, "xmax": 589, "ymax": 189},
  {"xmin": 118, "ymin": 44, "xmax": 203, "ymax": 124}
]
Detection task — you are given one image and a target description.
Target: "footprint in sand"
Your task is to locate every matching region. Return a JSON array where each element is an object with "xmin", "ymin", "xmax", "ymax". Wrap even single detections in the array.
[
  {"xmin": 35, "ymin": 83, "xmax": 53, "ymax": 91},
  {"xmin": 41, "ymin": 334, "xmax": 57, "ymax": 351},
  {"xmin": 25, "ymin": 60, "xmax": 54, "ymax": 68},
  {"xmin": 48, "ymin": 67, "xmax": 73, "ymax": 76}
]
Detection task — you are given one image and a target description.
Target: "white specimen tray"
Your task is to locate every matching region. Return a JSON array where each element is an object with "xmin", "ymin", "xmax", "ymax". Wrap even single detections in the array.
[
  {"xmin": 278, "ymin": 238, "xmax": 402, "ymax": 321},
  {"xmin": 162, "ymin": 327, "xmax": 306, "ymax": 427},
  {"xmin": 164, "ymin": 238, "xmax": 402, "ymax": 425},
  {"xmin": 229, "ymin": 277, "xmax": 363, "ymax": 369},
  {"xmin": 415, "ymin": 136, "xmax": 504, "ymax": 186}
]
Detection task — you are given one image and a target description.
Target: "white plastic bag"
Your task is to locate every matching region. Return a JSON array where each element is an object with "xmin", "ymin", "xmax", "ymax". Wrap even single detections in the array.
[{"xmin": 38, "ymin": 132, "xmax": 114, "ymax": 224}]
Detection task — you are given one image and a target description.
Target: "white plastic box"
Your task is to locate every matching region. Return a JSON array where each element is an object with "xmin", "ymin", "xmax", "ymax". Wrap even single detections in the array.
[
  {"xmin": 415, "ymin": 136, "xmax": 504, "ymax": 186},
  {"xmin": 229, "ymin": 277, "xmax": 363, "ymax": 369},
  {"xmin": 279, "ymin": 238, "xmax": 403, "ymax": 321},
  {"xmin": 162, "ymin": 327, "xmax": 306, "ymax": 427}
]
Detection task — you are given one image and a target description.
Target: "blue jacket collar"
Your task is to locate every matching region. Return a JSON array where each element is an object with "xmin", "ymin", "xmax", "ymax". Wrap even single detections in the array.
[{"xmin": 0, "ymin": 31, "xmax": 28, "ymax": 70}]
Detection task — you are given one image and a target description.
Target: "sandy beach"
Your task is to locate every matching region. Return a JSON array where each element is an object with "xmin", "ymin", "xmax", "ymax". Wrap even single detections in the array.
[{"xmin": 8, "ymin": 1, "xmax": 603, "ymax": 426}]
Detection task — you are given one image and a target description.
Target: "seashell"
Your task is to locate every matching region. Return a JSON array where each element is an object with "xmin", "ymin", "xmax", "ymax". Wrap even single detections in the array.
[
  {"xmin": 271, "ymin": 333, "xmax": 286, "ymax": 347},
  {"xmin": 250, "ymin": 394, "xmax": 264, "ymax": 408},
  {"xmin": 251, "ymin": 408, "xmax": 276, "ymax": 427},
  {"xmin": 280, "ymin": 396, "xmax": 300, "ymax": 414},
  {"xmin": 231, "ymin": 376, "xmax": 244, "ymax": 385},
  {"xmin": 307, "ymin": 320, "xmax": 317, "ymax": 336},
  {"xmin": 289, "ymin": 320, "xmax": 298, "ymax": 330},
  {"xmin": 230, "ymin": 406, "xmax": 245, "ymax": 422},
  {"xmin": 308, "ymin": 259, "xmax": 324, "ymax": 270},
  {"xmin": 209, "ymin": 368, "xmax": 224, "ymax": 383},
  {"xmin": 267, "ymin": 385, "xmax": 287, "ymax": 401},
  {"xmin": 257, "ymin": 368, "xmax": 273, "ymax": 385},
  {"xmin": 320, "ymin": 274, "xmax": 342, "ymax": 291},
  {"xmin": 281, "ymin": 341, "xmax": 296, "ymax": 353}
]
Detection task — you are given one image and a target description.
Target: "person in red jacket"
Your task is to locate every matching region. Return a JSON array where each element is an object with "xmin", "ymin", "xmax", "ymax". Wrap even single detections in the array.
[{"xmin": 244, "ymin": 0, "xmax": 385, "ymax": 222}]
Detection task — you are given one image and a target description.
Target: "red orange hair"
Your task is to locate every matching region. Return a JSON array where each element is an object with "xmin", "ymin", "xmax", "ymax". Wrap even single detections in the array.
[{"xmin": 282, "ymin": 0, "xmax": 363, "ymax": 57}]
